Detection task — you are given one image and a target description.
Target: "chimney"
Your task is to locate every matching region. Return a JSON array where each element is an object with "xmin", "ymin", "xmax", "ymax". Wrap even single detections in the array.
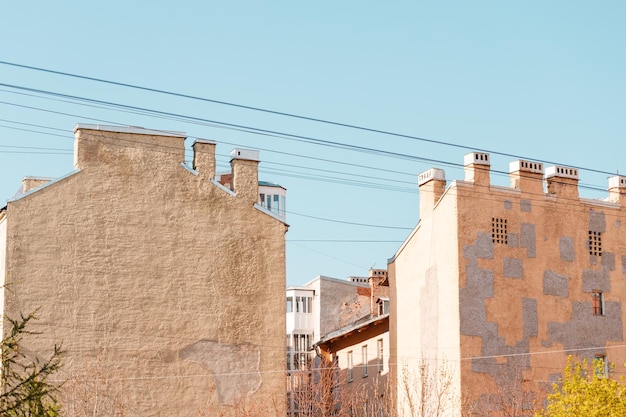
[
  {"xmin": 608, "ymin": 175, "xmax": 626, "ymax": 205},
  {"xmin": 464, "ymin": 152, "xmax": 490, "ymax": 187},
  {"xmin": 418, "ymin": 168, "xmax": 446, "ymax": 217},
  {"xmin": 192, "ymin": 139, "xmax": 216, "ymax": 179},
  {"xmin": 545, "ymin": 165, "xmax": 579, "ymax": 199},
  {"xmin": 369, "ymin": 269, "xmax": 389, "ymax": 316},
  {"xmin": 230, "ymin": 148, "xmax": 260, "ymax": 203},
  {"xmin": 21, "ymin": 177, "xmax": 52, "ymax": 194},
  {"xmin": 509, "ymin": 160, "xmax": 544, "ymax": 195}
]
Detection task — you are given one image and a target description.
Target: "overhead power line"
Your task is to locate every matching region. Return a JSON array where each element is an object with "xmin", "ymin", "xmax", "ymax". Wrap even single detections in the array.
[{"xmin": 0, "ymin": 60, "xmax": 618, "ymax": 177}]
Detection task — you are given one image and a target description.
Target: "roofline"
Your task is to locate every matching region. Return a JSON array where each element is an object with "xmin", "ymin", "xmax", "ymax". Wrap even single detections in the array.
[
  {"xmin": 74, "ymin": 124, "xmax": 186, "ymax": 138},
  {"xmin": 304, "ymin": 275, "xmax": 369, "ymax": 288},
  {"xmin": 316, "ymin": 313, "xmax": 389, "ymax": 345}
]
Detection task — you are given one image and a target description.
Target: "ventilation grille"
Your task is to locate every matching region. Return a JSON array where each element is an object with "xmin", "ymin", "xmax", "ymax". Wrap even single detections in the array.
[
  {"xmin": 492, "ymin": 218, "xmax": 508, "ymax": 244},
  {"xmin": 588, "ymin": 231, "xmax": 602, "ymax": 256}
]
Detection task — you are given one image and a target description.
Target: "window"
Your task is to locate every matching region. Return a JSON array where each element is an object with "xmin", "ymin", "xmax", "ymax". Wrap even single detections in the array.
[
  {"xmin": 492, "ymin": 218, "xmax": 508, "ymax": 244},
  {"xmin": 286, "ymin": 297, "xmax": 293, "ymax": 313},
  {"xmin": 362, "ymin": 345, "xmax": 368, "ymax": 377},
  {"xmin": 273, "ymin": 194, "xmax": 280, "ymax": 214},
  {"xmin": 294, "ymin": 296, "xmax": 312, "ymax": 313},
  {"xmin": 595, "ymin": 355, "xmax": 609, "ymax": 377},
  {"xmin": 377, "ymin": 339, "xmax": 384, "ymax": 373},
  {"xmin": 592, "ymin": 291, "xmax": 604, "ymax": 316},
  {"xmin": 378, "ymin": 299, "xmax": 390, "ymax": 316},
  {"xmin": 292, "ymin": 334, "xmax": 311, "ymax": 370},
  {"xmin": 588, "ymin": 231, "xmax": 602, "ymax": 256},
  {"xmin": 347, "ymin": 351, "xmax": 353, "ymax": 382}
]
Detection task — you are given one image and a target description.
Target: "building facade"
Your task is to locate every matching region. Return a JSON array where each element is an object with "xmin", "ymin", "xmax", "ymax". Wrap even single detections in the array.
[
  {"xmin": 389, "ymin": 153, "xmax": 626, "ymax": 416},
  {"xmin": 316, "ymin": 269, "xmax": 390, "ymax": 415},
  {"xmin": 286, "ymin": 274, "xmax": 373, "ymax": 415},
  {"xmin": 0, "ymin": 124, "xmax": 288, "ymax": 416}
]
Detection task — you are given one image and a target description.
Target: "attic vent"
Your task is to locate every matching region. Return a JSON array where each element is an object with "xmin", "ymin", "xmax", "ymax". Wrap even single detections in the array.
[{"xmin": 492, "ymin": 218, "xmax": 508, "ymax": 244}]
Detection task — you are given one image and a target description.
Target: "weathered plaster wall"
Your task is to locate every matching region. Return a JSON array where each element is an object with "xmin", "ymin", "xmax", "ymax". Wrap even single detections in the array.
[
  {"xmin": 2, "ymin": 126, "xmax": 287, "ymax": 416},
  {"xmin": 314, "ymin": 277, "xmax": 371, "ymax": 339},
  {"xmin": 455, "ymin": 173, "xmax": 626, "ymax": 413}
]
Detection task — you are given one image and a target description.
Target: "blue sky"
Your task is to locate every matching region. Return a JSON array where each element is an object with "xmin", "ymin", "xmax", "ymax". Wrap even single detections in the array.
[{"xmin": 2, "ymin": 1, "xmax": 625, "ymax": 285}]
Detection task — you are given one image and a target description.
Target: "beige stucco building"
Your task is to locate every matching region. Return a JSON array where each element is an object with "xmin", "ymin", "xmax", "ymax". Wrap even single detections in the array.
[
  {"xmin": 0, "ymin": 124, "xmax": 288, "ymax": 416},
  {"xmin": 389, "ymin": 153, "xmax": 626, "ymax": 416}
]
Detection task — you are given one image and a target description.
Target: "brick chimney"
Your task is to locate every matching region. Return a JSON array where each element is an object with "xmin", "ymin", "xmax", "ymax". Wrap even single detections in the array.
[
  {"xmin": 418, "ymin": 168, "xmax": 446, "ymax": 217},
  {"xmin": 230, "ymin": 148, "xmax": 260, "ymax": 203},
  {"xmin": 545, "ymin": 165, "xmax": 579, "ymax": 199},
  {"xmin": 464, "ymin": 152, "xmax": 490, "ymax": 187},
  {"xmin": 192, "ymin": 139, "xmax": 216, "ymax": 179},
  {"xmin": 369, "ymin": 269, "xmax": 389, "ymax": 316},
  {"xmin": 608, "ymin": 175, "xmax": 626, "ymax": 205},
  {"xmin": 509, "ymin": 160, "xmax": 544, "ymax": 195}
]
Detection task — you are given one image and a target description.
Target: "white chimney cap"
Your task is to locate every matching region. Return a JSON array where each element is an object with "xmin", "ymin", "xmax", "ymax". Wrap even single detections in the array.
[
  {"xmin": 464, "ymin": 152, "xmax": 490, "ymax": 166},
  {"xmin": 545, "ymin": 165, "xmax": 578, "ymax": 180},
  {"xmin": 608, "ymin": 175, "xmax": 626, "ymax": 189},
  {"xmin": 418, "ymin": 168, "xmax": 446, "ymax": 186},
  {"xmin": 230, "ymin": 148, "xmax": 260, "ymax": 162},
  {"xmin": 509, "ymin": 160, "xmax": 544, "ymax": 174}
]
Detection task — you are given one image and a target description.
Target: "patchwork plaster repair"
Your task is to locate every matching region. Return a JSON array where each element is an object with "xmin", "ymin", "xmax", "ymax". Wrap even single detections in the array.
[
  {"xmin": 559, "ymin": 237, "xmax": 574, "ymax": 262},
  {"xmin": 461, "ymin": 233, "xmax": 534, "ymax": 377},
  {"xmin": 180, "ymin": 341, "xmax": 261, "ymax": 405},
  {"xmin": 503, "ymin": 257, "xmax": 523, "ymax": 279},
  {"xmin": 546, "ymin": 302, "xmax": 623, "ymax": 357},
  {"xmin": 543, "ymin": 271, "xmax": 569, "ymax": 297},
  {"xmin": 520, "ymin": 223, "xmax": 536, "ymax": 258}
]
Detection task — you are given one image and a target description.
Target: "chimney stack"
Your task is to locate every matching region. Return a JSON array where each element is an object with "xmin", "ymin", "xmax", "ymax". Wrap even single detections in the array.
[
  {"xmin": 418, "ymin": 168, "xmax": 446, "ymax": 217},
  {"xmin": 230, "ymin": 148, "xmax": 260, "ymax": 203},
  {"xmin": 608, "ymin": 175, "xmax": 626, "ymax": 205},
  {"xmin": 545, "ymin": 166, "xmax": 579, "ymax": 199},
  {"xmin": 464, "ymin": 152, "xmax": 490, "ymax": 187},
  {"xmin": 192, "ymin": 139, "xmax": 216, "ymax": 179},
  {"xmin": 509, "ymin": 160, "xmax": 544, "ymax": 195}
]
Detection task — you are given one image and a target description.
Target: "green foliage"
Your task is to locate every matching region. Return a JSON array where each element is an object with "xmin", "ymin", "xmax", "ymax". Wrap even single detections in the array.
[
  {"xmin": 0, "ymin": 311, "xmax": 63, "ymax": 417},
  {"xmin": 536, "ymin": 355, "xmax": 626, "ymax": 417}
]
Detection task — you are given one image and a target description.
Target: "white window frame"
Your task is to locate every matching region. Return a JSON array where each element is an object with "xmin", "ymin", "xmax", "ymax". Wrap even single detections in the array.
[
  {"xmin": 362, "ymin": 345, "xmax": 368, "ymax": 377},
  {"xmin": 347, "ymin": 351, "xmax": 353, "ymax": 382}
]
